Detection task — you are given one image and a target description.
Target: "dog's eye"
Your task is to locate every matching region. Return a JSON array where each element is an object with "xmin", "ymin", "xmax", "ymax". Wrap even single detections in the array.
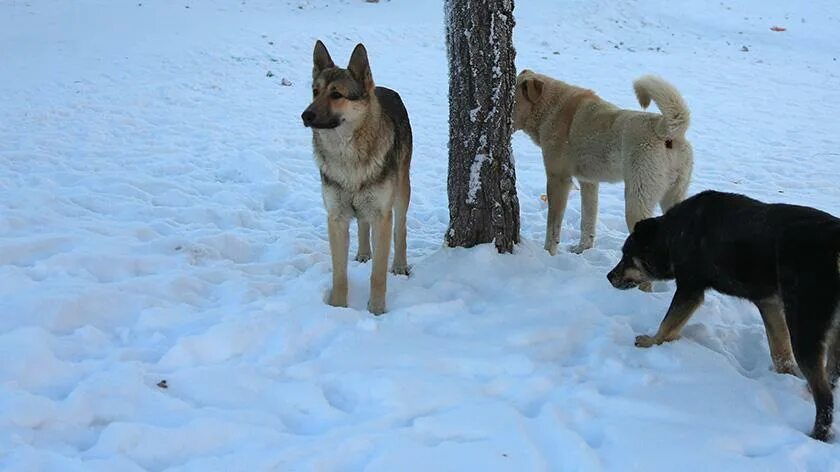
[
  {"xmin": 329, "ymin": 91, "xmax": 343, "ymax": 100},
  {"xmin": 312, "ymin": 89, "xmax": 318, "ymax": 97}
]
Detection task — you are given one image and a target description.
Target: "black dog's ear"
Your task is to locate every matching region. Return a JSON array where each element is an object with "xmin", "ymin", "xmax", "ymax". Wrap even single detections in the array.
[
  {"xmin": 632, "ymin": 217, "xmax": 661, "ymax": 242},
  {"xmin": 313, "ymin": 40, "xmax": 335, "ymax": 79},
  {"xmin": 348, "ymin": 43, "xmax": 374, "ymax": 91}
]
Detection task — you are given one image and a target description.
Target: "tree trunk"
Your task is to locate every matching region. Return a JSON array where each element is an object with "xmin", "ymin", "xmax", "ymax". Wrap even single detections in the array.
[{"xmin": 444, "ymin": 0, "xmax": 520, "ymax": 253}]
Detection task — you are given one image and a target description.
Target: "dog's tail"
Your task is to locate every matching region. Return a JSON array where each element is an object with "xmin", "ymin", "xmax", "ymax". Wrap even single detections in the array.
[{"xmin": 633, "ymin": 75, "xmax": 690, "ymax": 140}]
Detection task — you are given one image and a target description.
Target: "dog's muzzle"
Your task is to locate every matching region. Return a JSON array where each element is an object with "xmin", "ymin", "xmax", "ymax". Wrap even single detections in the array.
[
  {"xmin": 301, "ymin": 109, "xmax": 340, "ymax": 129},
  {"xmin": 301, "ymin": 110, "xmax": 316, "ymax": 127},
  {"xmin": 607, "ymin": 262, "xmax": 639, "ymax": 290}
]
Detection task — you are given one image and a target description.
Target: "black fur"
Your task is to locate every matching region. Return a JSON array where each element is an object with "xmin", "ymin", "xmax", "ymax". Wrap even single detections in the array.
[
  {"xmin": 608, "ymin": 190, "xmax": 840, "ymax": 441},
  {"xmin": 374, "ymin": 86, "xmax": 412, "ymax": 186}
]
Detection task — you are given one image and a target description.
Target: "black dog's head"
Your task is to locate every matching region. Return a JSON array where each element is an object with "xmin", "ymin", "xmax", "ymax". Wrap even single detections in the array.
[{"xmin": 607, "ymin": 217, "xmax": 670, "ymax": 289}]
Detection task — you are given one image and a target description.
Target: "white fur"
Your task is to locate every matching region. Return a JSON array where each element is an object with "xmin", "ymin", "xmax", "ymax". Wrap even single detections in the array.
[{"xmin": 633, "ymin": 75, "xmax": 691, "ymax": 139}]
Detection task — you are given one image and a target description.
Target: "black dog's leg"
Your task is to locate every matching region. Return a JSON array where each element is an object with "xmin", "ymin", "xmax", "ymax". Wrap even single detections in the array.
[
  {"xmin": 779, "ymin": 247, "xmax": 836, "ymax": 441},
  {"xmin": 827, "ymin": 335, "xmax": 840, "ymax": 390},
  {"xmin": 755, "ymin": 297, "xmax": 797, "ymax": 375},
  {"xmin": 636, "ymin": 288, "xmax": 704, "ymax": 347},
  {"xmin": 786, "ymin": 314, "xmax": 833, "ymax": 442}
]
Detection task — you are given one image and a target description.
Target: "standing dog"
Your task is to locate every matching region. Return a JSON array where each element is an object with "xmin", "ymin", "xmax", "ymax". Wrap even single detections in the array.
[
  {"xmin": 302, "ymin": 41, "xmax": 412, "ymax": 315},
  {"xmin": 607, "ymin": 190, "xmax": 840, "ymax": 441},
  {"xmin": 513, "ymin": 70, "xmax": 693, "ymax": 255}
]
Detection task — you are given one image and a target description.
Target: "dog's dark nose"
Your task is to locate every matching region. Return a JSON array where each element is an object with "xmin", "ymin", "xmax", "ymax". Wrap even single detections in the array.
[
  {"xmin": 301, "ymin": 110, "xmax": 315, "ymax": 126},
  {"xmin": 606, "ymin": 269, "xmax": 619, "ymax": 286}
]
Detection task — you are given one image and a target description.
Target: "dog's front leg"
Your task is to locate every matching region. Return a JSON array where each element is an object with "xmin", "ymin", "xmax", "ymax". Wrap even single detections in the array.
[
  {"xmin": 571, "ymin": 181, "xmax": 598, "ymax": 253},
  {"xmin": 327, "ymin": 215, "xmax": 350, "ymax": 308},
  {"xmin": 636, "ymin": 288, "xmax": 704, "ymax": 347},
  {"xmin": 545, "ymin": 173, "xmax": 573, "ymax": 255},
  {"xmin": 368, "ymin": 211, "xmax": 393, "ymax": 315}
]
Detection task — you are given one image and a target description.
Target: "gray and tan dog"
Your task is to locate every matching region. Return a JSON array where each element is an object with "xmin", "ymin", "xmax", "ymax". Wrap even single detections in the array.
[
  {"xmin": 513, "ymin": 70, "xmax": 693, "ymax": 256},
  {"xmin": 302, "ymin": 40, "xmax": 412, "ymax": 315}
]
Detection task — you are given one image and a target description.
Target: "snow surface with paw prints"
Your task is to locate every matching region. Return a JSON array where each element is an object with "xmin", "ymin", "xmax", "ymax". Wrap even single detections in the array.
[{"xmin": 1, "ymin": 0, "xmax": 839, "ymax": 470}]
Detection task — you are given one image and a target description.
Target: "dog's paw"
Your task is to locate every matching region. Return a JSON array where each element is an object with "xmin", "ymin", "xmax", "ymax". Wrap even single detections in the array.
[
  {"xmin": 569, "ymin": 243, "xmax": 592, "ymax": 254},
  {"xmin": 391, "ymin": 264, "xmax": 411, "ymax": 276},
  {"xmin": 634, "ymin": 334, "xmax": 657, "ymax": 348},
  {"xmin": 810, "ymin": 426, "xmax": 834, "ymax": 442},
  {"xmin": 544, "ymin": 242, "xmax": 558, "ymax": 256},
  {"xmin": 327, "ymin": 288, "xmax": 348, "ymax": 308},
  {"xmin": 355, "ymin": 252, "xmax": 371, "ymax": 263},
  {"xmin": 773, "ymin": 359, "xmax": 800, "ymax": 377},
  {"xmin": 367, "ymin": 298, "xmax": 386, "ymax": 316},
  {"xmin": 638, "ymin": 281, "xmax": 653, "ymax": 292}
]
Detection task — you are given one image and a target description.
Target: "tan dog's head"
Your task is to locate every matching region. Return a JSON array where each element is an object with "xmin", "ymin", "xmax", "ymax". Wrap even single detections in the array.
[
  {"xmin": 301, "ymin": 41, "xmax": 375, "ymax": 130},
  {"xmin": 512, "ymin": 69, "xmax": 544, "ymax": 131}
]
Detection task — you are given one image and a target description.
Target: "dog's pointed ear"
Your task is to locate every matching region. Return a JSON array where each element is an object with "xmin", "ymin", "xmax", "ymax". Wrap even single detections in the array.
[
  {"xmin": 313, "ymin": 40, "xmax": 335, "ymax": 79},
  {"xmin": 347, "ymin": 43, "xmax": 374, "ymax": 91},
  {"xmin": 632, "ymin": 217, "xmax": 661, "ymax": 240},
  {"xmin": 521, "ymin": 78, "xmax": 544, "ymax": 103}
]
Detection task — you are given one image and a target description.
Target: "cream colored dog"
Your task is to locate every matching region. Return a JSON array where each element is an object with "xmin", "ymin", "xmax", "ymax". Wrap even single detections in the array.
[{"xmin": 513, "ymin": 70, "xmax": 693, "ymax": 255}]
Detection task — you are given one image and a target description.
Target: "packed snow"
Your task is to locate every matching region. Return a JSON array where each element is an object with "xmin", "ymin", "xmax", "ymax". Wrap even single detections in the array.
[{"xmin": 1, "ymin": 0, "xmax": 839, "ymax": 470}]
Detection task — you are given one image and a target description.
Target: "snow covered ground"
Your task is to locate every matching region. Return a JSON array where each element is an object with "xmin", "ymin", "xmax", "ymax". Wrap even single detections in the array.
[{"xmin": 1, "ymin": 0, "xmax": 839, "ymax": 470}]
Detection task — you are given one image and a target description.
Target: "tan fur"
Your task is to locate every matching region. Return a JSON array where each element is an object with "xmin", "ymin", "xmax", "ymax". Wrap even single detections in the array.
[
  {"xmin": 635, "ymin": 291, "xmax": 704, "ymax": 347},
  {"xmin": 304, "ymin": 41, "xmax": 412, "ymax": 315},
  {"xmin": 633, "ymin": 75, "xmax": 691, "ymax": 139},
  {"xmin": 756, "ymin": 296, "xmax": 798, "ymax": 375},
  {"xmin": 513, "ymin": 70, "xmax": 694, "ymax": 255}
]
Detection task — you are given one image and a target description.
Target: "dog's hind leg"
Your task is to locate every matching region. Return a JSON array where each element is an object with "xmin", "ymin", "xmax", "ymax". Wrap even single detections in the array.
[
  {"xmin": 391, "ymin": 173, "xmax": 410, "ymax": 276},
  {"xmin": 545, "ymin": 172, "xmax": 573, "ymax": 256},
  {"xmin": 659, "ymin": 168, "xmax": 691, "ymax": 213},
  {"xmin": 827, "ymin": 325, "xmax": 840, "ymax": 389},
  {"xmin": 660, "ymin": 143, "xmax": 693, "ymax": 212},
  {"xmin": 786, "ymin": 315, "xmax": 833, "ymax": 441},
  {"xmin": 624, "ymin": 172, "xmax": 666, "ymax": 232},
  {"xmin": 355, "ymin": 220, "xmax": 372, "ymax": 263},
  {"xmin": 570, "ymin": 181, "xmax": 598, "ymax": 254},
  {"xmin": 755, "ymin": 297, "xmax": 797, "ymax": 375},
  {"xmin": 636, "ymin": 287, "xmax": 704, "ymax": 347},
  {"xmin": 779, "ymin": 248, "xmax": 836, "ymax": 441},
  {"xmin": 625, "ymin": 161, "xmax": 668, "ymax": 292},
  {"xmin": 368, "ymin": 210, "xmax": 393, "ymax": 315},
  {"xmin": 824, "ymin": 259, "xmax": 840, "ymax": 388},
  {"xmin": 327, "ymin": 215, "xmax": 351, "ymax": 308}
]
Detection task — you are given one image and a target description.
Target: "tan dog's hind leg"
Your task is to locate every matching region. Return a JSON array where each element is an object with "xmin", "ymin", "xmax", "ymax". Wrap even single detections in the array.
[
  {"xmin": 755, "ymin": 297, "xmax": 797, "ymax": 375},
  {"xmin": 636, "ymin": 288, "xmax": 704, "ymax": 347},
  {"xmin": 624, "ymin": 184, "xmax": 660, "ymax": 233},
  {"xmin": 391, "ymin": 174, "xmax": 410, "ymax": 276},
  {"xmin": 355, "ymin": 220, "xmax": 371, "ymax": 262},
  {"xmin": 327, "ymin": 216, "xmax": 350, "ymax": 308},
  {"xmin": 368, "ymin": 211, "xmax": 393, "ymax": 315},
  {"xmin": 571, "ymin": 181, "xmax": 598, "ymax": 253},
  {"xmin": 625, "ymin": 166, "xmax": 667, "ymax": 292},
  {"xmin": 660, "ymin": 163, "xmax": 691, "ymax": 212},
  {"xmin": 545, "ymin": 173, "xmax": 573, "ymax": 255},
  {"xmin": 627, "ymin": 184, "xmax": 654, "ymax": 293}
]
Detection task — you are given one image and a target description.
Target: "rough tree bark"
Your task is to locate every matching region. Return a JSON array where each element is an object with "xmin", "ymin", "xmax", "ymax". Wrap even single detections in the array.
[{"xmin": 444, "ymin": 0, "xmax": 520, "ymax": 253}]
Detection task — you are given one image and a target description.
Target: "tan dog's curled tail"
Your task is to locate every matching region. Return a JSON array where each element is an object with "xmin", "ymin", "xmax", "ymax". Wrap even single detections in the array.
[{"xmin": 633, "ymin": 75, "xmax": 690, "ymax": 140}]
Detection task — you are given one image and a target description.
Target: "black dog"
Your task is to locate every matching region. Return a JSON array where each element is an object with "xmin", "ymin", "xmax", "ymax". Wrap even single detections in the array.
[{"xmin": 607, "ymin": 190, "xmax": 840, "ymax": 441}]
